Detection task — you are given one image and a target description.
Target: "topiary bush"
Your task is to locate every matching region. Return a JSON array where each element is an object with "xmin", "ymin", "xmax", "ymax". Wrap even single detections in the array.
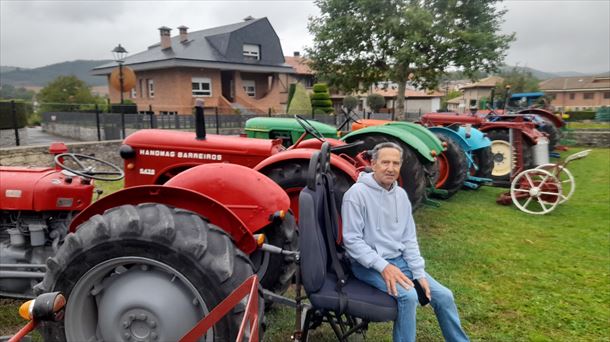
[
  {"xmin": 286, "ymin": 83, "xmax": 297, "ymax": 112},
  {"xmin": 367, "ymin": 93, "xmax": 386, "ymax": 113},
  {"xmin": 310, "ymin": 83, "xmax": 334, "ymax": 115},
  {"xmin": 343, "ymin": 95, "xmax": 358, "ymax": 112},
  {"xmin": 287, "ymin": 83, "xmax": 313, "ymax": 115}
]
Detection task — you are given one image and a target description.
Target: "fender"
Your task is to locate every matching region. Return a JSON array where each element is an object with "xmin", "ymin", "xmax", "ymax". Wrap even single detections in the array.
[
  {"xmin": 254, "ymin": 148, "xmax": 359, "ymax": 181},
  {"xmin": 456, "ymin": 126, "xmax": 491, "ymax": 151},
  {"xmin": 384, "ymin": 122, "xmax": 445, "ymax": 155},
  {"xmin": 342, "ymin": 125, "xmax": 437, "ymax": 163},
  {"xmin": 427, "ymin": 126, "xmax": 472, "ymax": 153},
  {"xmin": 517, "ymin": 108, "xmax": 565, "ymax": 128},
  {"xmin": 478, "ymin": 124, "xmax": 544, "ymax": 145},
  {"xmin": 69, "ymin": 185, "xmax": 257, "ymax": 254},
  {"xmin": 293, "ymin": 138, "xmax": 345, "ymax": 150}
]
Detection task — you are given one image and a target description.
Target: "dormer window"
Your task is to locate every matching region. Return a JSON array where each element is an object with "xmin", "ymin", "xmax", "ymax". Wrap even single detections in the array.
[{"xmin": 243, "ymin": 44, "xmax": 260, "ymax": 60}]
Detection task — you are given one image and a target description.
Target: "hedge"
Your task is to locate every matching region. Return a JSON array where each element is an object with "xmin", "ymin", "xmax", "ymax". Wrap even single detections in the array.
[
  {"xmin": 0, "ymin": 101, "xmax": 30, "ymax": 129},
  {"xmin": 564, "ymin": 111, "xmax": 596, "ymax": 121}
]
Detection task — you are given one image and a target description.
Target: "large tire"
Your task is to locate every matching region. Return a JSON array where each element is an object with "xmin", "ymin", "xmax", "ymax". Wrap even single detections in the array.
[
  {"xmin": 433, "ymin": 133, "xmax": 468, "ymax": 198},
  {"xmin": 345, "ymin": 134, "xmax": 427, "ymax": 209},
  {"xmin": 470, "ymin": 146, "xmax": 494, "ymax": 179},
  {"xmin": 36, "ymin": 203, "xmax": 258, "ymax": 342},
  {"xmin": 486, "ymin": 129, "xmax": 534, "ymax": 185}
]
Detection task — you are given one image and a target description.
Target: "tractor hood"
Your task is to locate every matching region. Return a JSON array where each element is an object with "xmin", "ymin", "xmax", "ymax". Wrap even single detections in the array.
[{"xmin": 244, "ymin": 117, "xmax": 339, "ymax": 138}]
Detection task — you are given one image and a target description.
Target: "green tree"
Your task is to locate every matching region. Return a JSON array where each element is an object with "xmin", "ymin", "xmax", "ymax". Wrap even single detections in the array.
[
  {"xmin": 342, "ymin": 95, "xmax": 359, "ymax": 112},
  {"xmin": 494, "ymin": 67, "xmax": 541, "ymax": 94},
  {"xmin": 311, "ymin": 83, "xmax": 334, "ymax": 114},
  {"xmin": 287, "ymin": 83, "xmax": 313, "ymax": 115},
  {"xmin": 0, "ymin": 84, "xmax": 35, "ymax": 100},
  {"xmin": 38, "ymin": 75, "xmax": 97, "ymax": 112},
  {"xmin": 367, "ymin": 93, "xmax": 386, "ymax": 113},
  {"xmin": 441, "ymin": 89, "xmax": 462, "ymax": 110},
  {"xmin": 307, "ymin": 0, "xmax": 514, "ymax": 119}
]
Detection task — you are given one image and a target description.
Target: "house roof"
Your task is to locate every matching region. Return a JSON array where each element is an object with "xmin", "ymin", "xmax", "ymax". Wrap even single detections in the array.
[
  {"xmin": 460, "ymin": 76, "xmax": 504, "ymax": 89},
  {"xmin": 539, "ymin": 74, "xmax": 610, "ymax": 91},
  {"xmin": 284, "ymin": 56, "xmax": 313, "ymax": 75},
  {"xmin": 446, "ymin": 96, "xmax": 465, "ymax": 105},
  {"xmin": 92, "ymin": 17, "xmax": 294, "ymax": 75}
]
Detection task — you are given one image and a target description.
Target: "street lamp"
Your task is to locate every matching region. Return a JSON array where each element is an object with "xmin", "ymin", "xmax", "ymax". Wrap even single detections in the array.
[{"xmin": 112, "ymin": 44, "xmax": 128, "ymax": 104}]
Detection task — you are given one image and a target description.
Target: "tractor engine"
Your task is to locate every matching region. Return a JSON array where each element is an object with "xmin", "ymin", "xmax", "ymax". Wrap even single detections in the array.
[{"xmin": 0, "ymin": 210, "xmax": 73, "ymax": 297}]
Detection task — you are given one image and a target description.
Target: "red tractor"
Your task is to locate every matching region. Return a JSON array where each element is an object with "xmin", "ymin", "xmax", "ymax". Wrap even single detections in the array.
[{"xmin": 1, "ymin": 142, "xmax": 297, "ymax": 341}]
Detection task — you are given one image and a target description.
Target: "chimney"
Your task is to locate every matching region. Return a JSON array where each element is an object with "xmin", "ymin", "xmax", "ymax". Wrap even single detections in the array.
[
  {"xmin": 178, "ymin": 25, "xmax": 189, "ymax": 43},
  {"xmin": 243, "ymin": 15, "xmax": 255, "ymax": 21},
  {"xmin": 293, "ymin": 51, "xmax": 300, "ymax": 57},
  {"xmin": 158, "ymin": 26, "xmax": 172, "ymax": 49}
]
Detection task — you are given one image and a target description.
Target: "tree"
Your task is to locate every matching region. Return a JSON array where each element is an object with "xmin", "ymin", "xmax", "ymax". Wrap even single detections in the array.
[
  {"xmin": 287, "ymin": 83, "xmax": 313, "ymax": 115},
  {"xmin": 38, "ymin": 75, "xmax": 97, "ymax": 112},
  {"xmin": 494, "ymin": 67, "xmax": 541, "ymax": 94},
  {"xmin": 441, "ymin": 89, "xmax": 462, "ymax": 110},
  {"xmin": 311, "ymin": 83, "xmax": 334, "ymax": 114},
  {"xmin": 367, "ymin": 93, "xmax": 386, "ymax": 113},
  {"xmin": 342, "ymin": 95, "xmax": 359, "ymax": 112},
  {"xmin": 307, "ymin": 0, "xmax": 514, "ymax": 120},
  {"xmin": 0, "ymin": 84, "xmax": 35, "ymax": 100}
]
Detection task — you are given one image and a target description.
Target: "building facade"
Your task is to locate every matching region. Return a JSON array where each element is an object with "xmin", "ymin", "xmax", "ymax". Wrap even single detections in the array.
[{"xmin": 539, "ymin": 75, "xmax": 610, "ymax": 112}]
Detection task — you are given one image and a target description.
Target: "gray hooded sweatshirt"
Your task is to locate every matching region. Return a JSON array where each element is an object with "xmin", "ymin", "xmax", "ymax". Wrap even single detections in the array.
[{"xmin": 341, "ymin": 172, "xmax": 425, "ymax": 279}]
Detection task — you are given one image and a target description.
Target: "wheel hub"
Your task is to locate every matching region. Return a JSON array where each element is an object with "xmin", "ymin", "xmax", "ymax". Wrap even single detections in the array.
[
  {"xmin": 120, "ymin": 309, "xmax": 160, "ymax": 341},
  {"xmin": 529, "ymin": 187, "xmax": 540, "ymax": 197}
]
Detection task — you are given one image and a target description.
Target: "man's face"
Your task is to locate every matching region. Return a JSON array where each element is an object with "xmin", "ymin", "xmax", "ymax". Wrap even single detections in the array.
[{"xmin": 371, "ymin": 147, "xmax": 402, "ymax": 189}]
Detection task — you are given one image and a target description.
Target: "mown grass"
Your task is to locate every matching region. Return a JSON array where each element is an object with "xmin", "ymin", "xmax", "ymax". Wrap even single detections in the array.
[
  {"xmin": 565, "ymin": 121, "xmax": 610, "ymax": 130},
  {"xmin": 1, "ymin": 149, "xmax": 608, "ymax": 341}
]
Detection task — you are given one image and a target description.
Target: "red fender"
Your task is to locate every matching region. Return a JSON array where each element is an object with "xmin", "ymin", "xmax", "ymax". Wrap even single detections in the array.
[
  {"xmin": 478, "ymin": 123, "xmax": 545, "ymax": 145},
  {"xmin": 166, "ymin": 163, "xmax": 290, "ymax": 236},
  {"xmin": 517, "ymin": 108, "xmax": 565, "ymax": 128},
  {"xmin": 69, "ymin": 185, "xmax": 258, "ymax": 254},
  {"xmin": 292, "ymin": 138, "xmax": 346, "ymax": 150},
  {"xmin": 253, "ymin": 148, "xmax": 359, "ymax": 181}
]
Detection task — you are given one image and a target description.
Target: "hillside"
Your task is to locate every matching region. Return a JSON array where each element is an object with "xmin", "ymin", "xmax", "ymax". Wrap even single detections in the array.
[{"xmin": 0, "ymin": 60, "xmax": 111, "ymax": 87}]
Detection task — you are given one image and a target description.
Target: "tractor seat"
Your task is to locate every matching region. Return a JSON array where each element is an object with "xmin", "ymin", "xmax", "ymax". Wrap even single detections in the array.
[{"xmin": 298, "ymin": 142, "xmax": 396, "ymax": 339}]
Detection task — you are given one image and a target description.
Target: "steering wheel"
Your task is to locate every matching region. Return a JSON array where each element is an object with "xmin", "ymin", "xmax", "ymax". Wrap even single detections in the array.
[
  {"xmin": 54, "ymin": 153, "xmax": 125, "ymax": 181},
  {"xmin": 295, "ymin": 115, "xmax": 325, "ymax": 142},
  {"xmin": 342, "ymin": 108, "xmax": 362, "ymax": 124}
]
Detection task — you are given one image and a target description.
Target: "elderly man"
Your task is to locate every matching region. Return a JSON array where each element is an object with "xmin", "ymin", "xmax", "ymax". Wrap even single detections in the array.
[{"xmin": 341, "ymin": 142, "xmax": 469, "ymax": 342}]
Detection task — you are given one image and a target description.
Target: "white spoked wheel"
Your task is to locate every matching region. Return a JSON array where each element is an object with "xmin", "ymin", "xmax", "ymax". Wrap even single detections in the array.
[
  {"xmin": 510, "ymin": 168, "xmax": 563, "ymax": 215},
  {"xmin": 535, "ymin": 164, "xmax": 575, "ymax": 204}
]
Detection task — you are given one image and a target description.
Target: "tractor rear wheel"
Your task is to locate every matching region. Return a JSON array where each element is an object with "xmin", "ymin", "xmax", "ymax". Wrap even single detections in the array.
[
  {"xmin": 433, "ymin": 133, "xmax": 468, "ymax": 198},
  {"xmin": 470, "ymin": 146, "xmax": 494, "ymax": 179},
  {"xmin": 347, "ymin": 134, "xmax": 427, "ymax": 208},
  {"xmin": 487, "ymin": 129, "xmax": 534, "ymax": 184},
  {"xmin": 36, "ymin": 203, "xmax": 258, "ymax": 342}
]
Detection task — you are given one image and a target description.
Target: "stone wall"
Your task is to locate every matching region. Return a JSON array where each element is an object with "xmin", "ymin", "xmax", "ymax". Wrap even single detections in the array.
[
  {"xmin": 565, "ymin": 130, "xmax": 610, "ymax": 147},
  {"xmin": 0, "ymin": 140, "xmax": 122, "ymax": 167},
  {"xmin": 0, "ymin": 128, "xmax": 28, "ymax": 147}
]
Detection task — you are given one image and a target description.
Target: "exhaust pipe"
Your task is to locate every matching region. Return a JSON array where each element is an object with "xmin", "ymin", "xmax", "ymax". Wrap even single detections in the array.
[{"xmin": 195, "ymin": 99, "xmax": 206, "ymax": 140}]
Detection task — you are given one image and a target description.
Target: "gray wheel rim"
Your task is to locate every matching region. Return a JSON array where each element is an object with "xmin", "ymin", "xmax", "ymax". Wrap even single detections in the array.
[{"xmin": 65, "ymin": 256, "xmax": 212, "ymax": 342}]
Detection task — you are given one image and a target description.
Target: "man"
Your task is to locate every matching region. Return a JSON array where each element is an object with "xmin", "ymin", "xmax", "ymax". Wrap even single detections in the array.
[{"xmin": 341, "ymin": 142, "xmax": 469, "ymax": 342}]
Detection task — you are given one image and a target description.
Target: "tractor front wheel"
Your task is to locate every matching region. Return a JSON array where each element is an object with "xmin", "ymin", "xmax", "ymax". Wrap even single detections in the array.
[
  {"xmin": 36, "ymin": 203, "xmax": 257, "ymax": 342},
  {"xmin": 470, "ymin": 146, "xmax": 494, "ymax": 180}
]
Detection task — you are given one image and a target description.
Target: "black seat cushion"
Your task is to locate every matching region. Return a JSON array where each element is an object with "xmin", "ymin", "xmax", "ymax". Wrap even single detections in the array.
[{"xmin": 308, "ymin": 273, "xmax": 397, "ymax": 322}]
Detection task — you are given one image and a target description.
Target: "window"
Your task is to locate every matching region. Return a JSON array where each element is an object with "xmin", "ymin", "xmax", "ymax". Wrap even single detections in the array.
[
  {"xmin": 130, "ymin": 88, "xmax": 137, "ymax": 99},
  {"xmin": 604, "ymin": 92, "xmax": 610, "ymax": 99},
  {"xmin": 242, "ymin": 80, "xmax": 256, "ymax": 97},
  {"xmin": 569, "ymin": 93, "xmax": 575, "ymax": 100},
  {"xmin": 583, "ymin": 93, "xmax": 594, "ymax": 100},
  {"xmin": 148, "ymin": 79, "xmax": 155, "ymax": 98},
  {"xmin": 139, "ymin": 79, "xmax": 144, "ymax": 98},
  {"xmin": 243, "ymin": 44, "xmax": 260, "ymax": 60},
  {"xmin": 192, "ymin": 77, "xmax": 212, "ymax": 97}
]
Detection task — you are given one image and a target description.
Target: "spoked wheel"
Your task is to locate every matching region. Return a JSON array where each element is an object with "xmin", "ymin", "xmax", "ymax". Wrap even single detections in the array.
[
  {"xmin": 510, "ymin": 169, "xmax": 562, "ymax": 215},
  {"xmin": 535, "ymin": 164, "xmax": 575, "ymax": 204},
  {"xmin": 37, "ymin": 203, "xmax": 256, "ymax": 341}
]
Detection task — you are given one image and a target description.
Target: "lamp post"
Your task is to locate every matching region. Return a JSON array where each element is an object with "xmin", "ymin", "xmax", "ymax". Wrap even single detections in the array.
[{"xmin": 112, "ymin": 44, "xmax": 128, "ymax": 104}]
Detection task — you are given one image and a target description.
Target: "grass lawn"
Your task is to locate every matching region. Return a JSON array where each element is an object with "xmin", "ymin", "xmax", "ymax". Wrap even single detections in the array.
[
  {"xmin": 1, "ymin": 148, "xmax": 608, "ymax": 341},
  {"xmin": 565, "ymin": 121, "xmax": 610, "ymax": 130}
]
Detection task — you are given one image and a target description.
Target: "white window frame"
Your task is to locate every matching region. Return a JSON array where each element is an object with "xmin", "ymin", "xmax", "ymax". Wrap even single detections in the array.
[
  {"xmin": 243, "ymin": 44, "xmax": 260, "ymax": 60},
  {"xmin": 130, "ymin": 88, "xmax": 137, "ymax": 99},
  {"xmin": 148, "ymin": 79, "xmax": 155, "ymax": 98},
  {"xmin": 242, "ymin": 80, "xmax": 256, "ymax": 97},
  {"xmin": 192, "ymin": 77, "xmax": 212, "ymax": 97}
]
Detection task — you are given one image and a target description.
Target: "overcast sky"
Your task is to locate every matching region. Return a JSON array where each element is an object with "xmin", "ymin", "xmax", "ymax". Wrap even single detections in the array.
[{"xmin": 1, "ymin": 0, "xmax": 609, "ymax": 74}]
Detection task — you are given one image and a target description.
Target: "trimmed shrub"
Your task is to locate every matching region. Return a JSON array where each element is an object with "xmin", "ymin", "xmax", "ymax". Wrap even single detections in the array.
[
  {"xmin": 367, "ymin": 93, "xmax": 386, "ymax": 112},
  {"xmin": 565, "ymin": 111, "xmax": 596, "ymax": 121},
  {"xmin": 287, "ymin": 83, "xmax": 313, "ymax": 115},
  {"xmin": 310, "ymin": 83, "xmax": 334, "ymax": 115},
  {"xmin": 595, "ymin": 106, "xmax": 610, "ymax": 122},
  {"xmin": 286, "ymin": 83, "xmax": 297, "ymax": 111},
  {"xmin": 0, "ymin": 100, "xmax": 30, "ymax": 129},
  {"xmin": 343, "ymin": 96, "xmax": 358, "ymax": 111}
]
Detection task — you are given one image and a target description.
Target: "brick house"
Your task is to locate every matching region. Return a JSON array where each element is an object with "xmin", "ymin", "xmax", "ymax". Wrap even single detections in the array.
[
  {"xmin": 284, "ymin": 52, "xmax": 315, "ymax": 89},
  {"xmin": 539, "ymin": 74, "xmax": 610, "ymax": 112},
  {"xmin": 92, "ymin": 17, "xmax": 295, "ymax": 114}
]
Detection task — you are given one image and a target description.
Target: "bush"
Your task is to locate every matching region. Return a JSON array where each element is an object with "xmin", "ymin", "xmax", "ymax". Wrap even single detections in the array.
[
  {"xmin": 310, "ymin": 82, "xmax": 334, "ymax": 115},
  {"xmin": 595, "ymin": 106, "xmax": 610, "ymax": 122},
  {"xmin": 287, "ymin": 83, "xmax": 313, "ymax": 115},
  {"xmin": 0, "ymin": 100, "xmax": 30, "ymax": 129},
  {"xmin": 367, "ymin": 93, "xmax": 386, "ymax": 112},
  {"xmin": 565, "ymin": 111, "xmax": 596, "ymax": 121},
  {"xmin": 286, "ymin": 84, "xmax": 297, "ymax": 111},
  {"xmin": 343, "ymin": 96, "xmax": 358, "ymax": 111}
]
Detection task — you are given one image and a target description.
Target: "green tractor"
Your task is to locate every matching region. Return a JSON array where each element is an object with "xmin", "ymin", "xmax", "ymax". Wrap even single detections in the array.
[{"xmin": 245, "ymin": 116, "xmax": 446, "ymax": 208}]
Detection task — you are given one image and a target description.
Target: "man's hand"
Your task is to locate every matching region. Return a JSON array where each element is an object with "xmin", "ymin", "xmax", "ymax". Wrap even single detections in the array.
[
  {"xmin": 418, "ymin": 277, "xmax": 432, "ymax": 301},
  {"xmin": 381, "ymin": 264, "xmax": 414, "ymax": 296}
]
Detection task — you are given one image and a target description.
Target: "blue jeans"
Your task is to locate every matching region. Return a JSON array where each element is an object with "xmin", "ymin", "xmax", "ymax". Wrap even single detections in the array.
[{"xmin": 351, "ymin": 257, "xmax": 469, "ymax": 342}]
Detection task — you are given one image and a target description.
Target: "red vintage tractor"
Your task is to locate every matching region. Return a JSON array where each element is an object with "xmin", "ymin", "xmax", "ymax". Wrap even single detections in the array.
[{"xmin": 1, "ymin": 142, "xmax": 297, "ymax": 341}]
